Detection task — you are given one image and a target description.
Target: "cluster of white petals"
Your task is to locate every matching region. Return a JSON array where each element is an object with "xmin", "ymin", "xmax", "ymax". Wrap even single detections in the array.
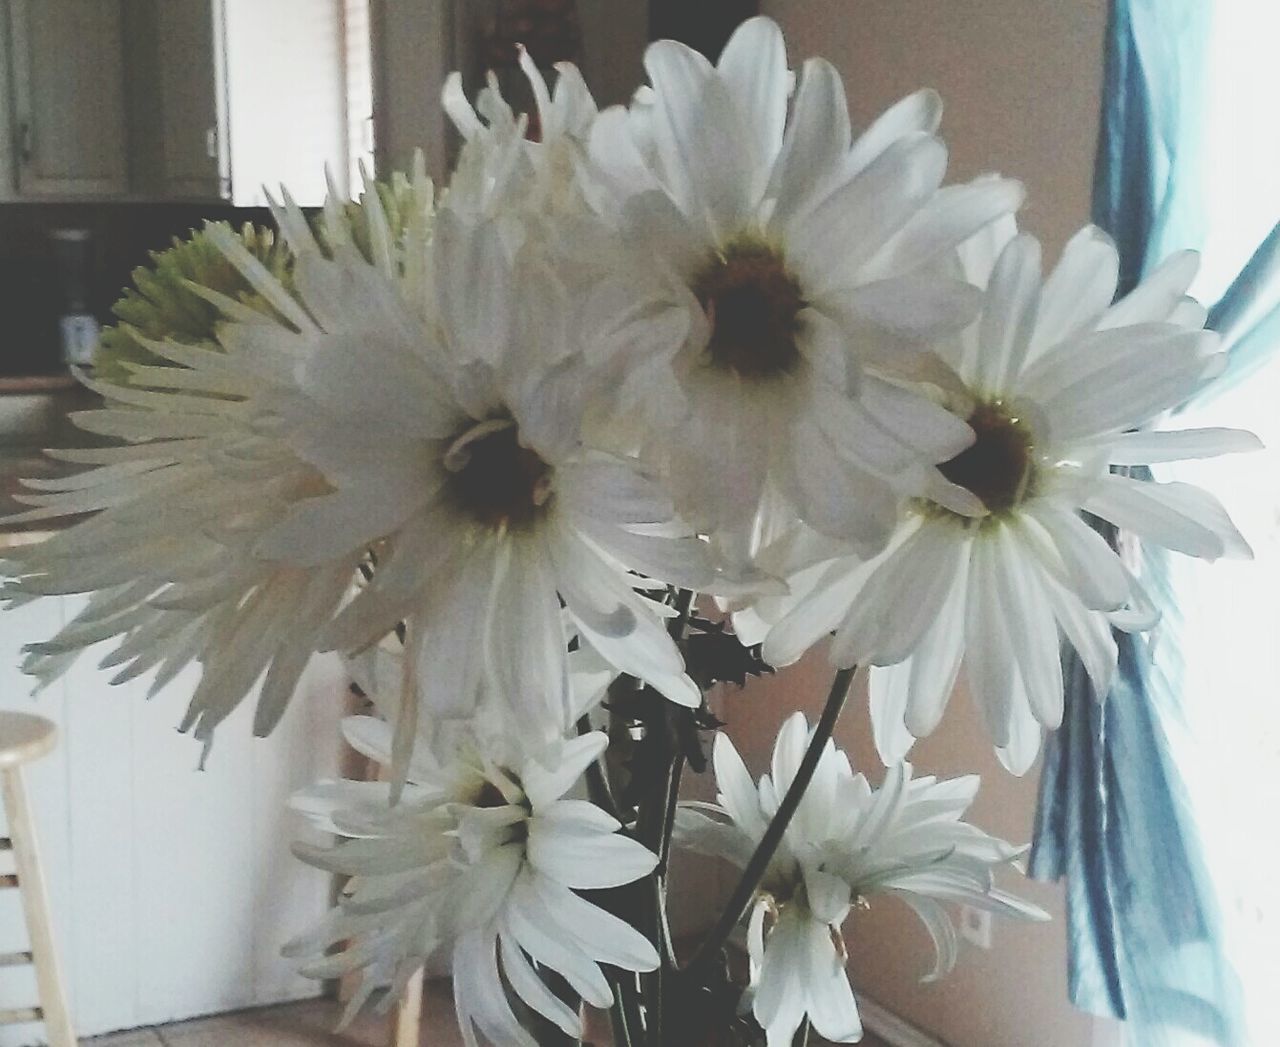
[
  {"xmin": 290, "ymin": 710, "xmax": 657, "ymax": 1046},
  {"xmin": 676, "ymin": 714, "xmax": 1048, "ymax": 1045},
  {"xmin": 583, "ymin": 18, "xmax": 1021, "ymax": 555},
  {"xmin": 0, "ymin": 12, "xmax": 1259, "ymax": 1045},
  {"xmin": 755, "ymin": 218, "xmax": 1258, "ymax": 772}
]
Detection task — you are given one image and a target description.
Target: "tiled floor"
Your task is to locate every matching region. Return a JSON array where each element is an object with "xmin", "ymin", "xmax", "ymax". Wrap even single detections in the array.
[
  {"xmin": 83, "ymin": 995, "xmax": 455, "ymax": 1047},
  {"xmin": 83, "ymin": 992, "xmax": 890, "ymax": 1046}
]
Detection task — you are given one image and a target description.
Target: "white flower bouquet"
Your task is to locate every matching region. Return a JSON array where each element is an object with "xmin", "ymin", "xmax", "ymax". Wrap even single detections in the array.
[{"xmin": 4, "ymin": 17, "xmax": 1257, "ymax": 1047}]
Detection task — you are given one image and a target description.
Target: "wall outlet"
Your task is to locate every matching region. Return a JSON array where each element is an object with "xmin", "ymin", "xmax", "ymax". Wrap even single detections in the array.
[{"xmin": 959, "ymin": 904, "xmax": 992, "ymax": 949}]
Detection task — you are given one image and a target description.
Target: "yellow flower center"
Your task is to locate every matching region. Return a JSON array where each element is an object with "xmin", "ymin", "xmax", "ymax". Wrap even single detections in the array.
[
  {"xmin": 444, "ymin": 420, "xmax": 552, "ymax": 531},
  {"xmin": 937, "ymin": 401, "xmax": 1036, "ymax": 515},
  {"xmin": 692, "ymin": 239, "xmax": 806, "ymax": 379}
]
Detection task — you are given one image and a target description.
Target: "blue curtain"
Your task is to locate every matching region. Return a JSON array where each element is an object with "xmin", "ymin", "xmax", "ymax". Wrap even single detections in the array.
[{"xmin": 1029, "ymin": 2, "xmax": 1280, "ymax": 1044}]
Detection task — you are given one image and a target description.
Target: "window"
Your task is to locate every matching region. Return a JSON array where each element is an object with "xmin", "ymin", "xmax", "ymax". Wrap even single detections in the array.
[{"xmin": 1159, "ymin": 7, "xmax": 1280, "ymax": 1042}]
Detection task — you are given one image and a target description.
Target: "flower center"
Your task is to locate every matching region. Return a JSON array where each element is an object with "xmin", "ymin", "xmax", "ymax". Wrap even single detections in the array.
[
  {"xmin": 692, "ymin": 240, "xmax": 806, "ymax": 379},
  {"xmin": 444, "ymin": 420, "xmax": 553, "ymax": 530},
  {"xmin": 936, "ymin": 401, "xmax": 1036, "ymax": 514},
  {"xmin": 474, "ymin": 781, "xmax": 511, "ymax": 809}
]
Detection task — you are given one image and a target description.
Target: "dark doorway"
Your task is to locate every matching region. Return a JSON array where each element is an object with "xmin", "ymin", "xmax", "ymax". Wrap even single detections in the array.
[{"xmin": 649, "ymin": 0, "xmax": 759, "ymax": 60}]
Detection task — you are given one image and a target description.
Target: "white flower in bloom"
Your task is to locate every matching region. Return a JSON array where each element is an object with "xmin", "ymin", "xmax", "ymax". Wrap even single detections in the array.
[
  {"xmin": 256, "ymin": 194, "xmax": 712, "ymax": 723},
  {"xmin": 764, "ymin": 223, "xmax": 1260, "ymax": 772},
  {"xmin": 289, "ymin": 715, "xmax": 658, "ymax": 1045},
  {"xmin": 675, "ymin": 714, "xmax": 1046, "ymax": 1046},
  {"xmin": 443, "ymin": 48, "xmax": 599, "ymax": 222},
  {"xmin": 585, "ymin": 16, "xmax": 1023, "ymax": 550},
  {"xmin": 0, "ymin": 185, "xmax": 441, "ymax": 744}
]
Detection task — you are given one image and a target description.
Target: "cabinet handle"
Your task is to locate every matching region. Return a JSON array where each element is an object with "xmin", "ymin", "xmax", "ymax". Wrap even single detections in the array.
[
  {"xmin": 205, "ymin": 127, "xmax": 218, "ymax": 159},
  {"xmin": 15, "ymin": 121, "xmax": 32, "ymax": 164}
]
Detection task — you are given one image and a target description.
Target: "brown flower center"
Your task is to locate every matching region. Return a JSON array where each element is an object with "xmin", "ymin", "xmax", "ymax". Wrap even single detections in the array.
[
  {"xmin": 937, "ymin": 401, "xmax": 1036, "ymax": 515},
  {"xmin": 474, "ymin": 781, "xmax": 511, "ymax": 809},
  {"xmin": 692, "ymin": 240, "xmax": 806, "ymax": 379},
  {"xmin": 445, "ymin": 421, "xmax": 552, "ymax": 530}
]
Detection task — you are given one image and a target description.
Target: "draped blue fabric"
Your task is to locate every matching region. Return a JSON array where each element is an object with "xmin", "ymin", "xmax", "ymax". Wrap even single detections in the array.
[{"xmin": 1027, "ymin": 1, "xmax": 1280, "ymax": 1043}]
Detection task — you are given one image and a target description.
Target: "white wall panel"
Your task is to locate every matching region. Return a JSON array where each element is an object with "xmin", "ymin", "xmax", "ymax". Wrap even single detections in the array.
[{"xmin": 0, "ymin": 596, "xmax": 345, "ymax": 1043}]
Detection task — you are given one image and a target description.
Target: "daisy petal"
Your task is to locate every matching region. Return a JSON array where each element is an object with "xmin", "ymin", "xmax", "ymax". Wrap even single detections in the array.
[
  {"xmin": 1032, "ymin": 225, "xmax": 1119, "ymax": 356},
  {"xmin": 1103, "ymin": 427, "xmax": 1262, "ymax": 465},
  {"xmin": 717, "ymin": 16, "xmax": 789, "ymax": 199},
  {"xmin": 973, "ymin": 233, "xmax": 1041, "ymax": 392},
  {"xmin": 1099, "ymin": 249, "xmax": 1200, "ymax": 329},
  {"xmin": 845, "ymin": 89, "xmax": 943, "ymax": 176},
  {"xmin": 803, "ymin": 917, "xmax": 862, "ymax": 1043},
  {"xmin": 869, "ymin": 662, "xmax": 918, "ymax": 765},
  {"xmin": 1083, "ymin": 473, "xmax": 1252, "ymax": 560},
  {"xmin": 522, "ymin": 733, "xmax": 608, "ymax": 808},
  {"xmin": 499, "ymin": 933, "xmax": 581, "ymax": 1038},
  {"xmin": 769, "ymin": 57, "xmax": 852, "ymax": 227}
]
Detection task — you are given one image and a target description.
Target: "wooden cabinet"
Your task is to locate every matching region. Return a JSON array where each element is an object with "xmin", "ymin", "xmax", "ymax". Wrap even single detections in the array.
[
  {"xmin": 6, "ymin": 0, "xmax": 129, "ymax": 198},
  {"xmin": 154, "ymin": 1, "xmax": 229, "ymax": 201},
  {"xmin": 0, "ymin": 0, "xmax": 368, "ymax": 204}
]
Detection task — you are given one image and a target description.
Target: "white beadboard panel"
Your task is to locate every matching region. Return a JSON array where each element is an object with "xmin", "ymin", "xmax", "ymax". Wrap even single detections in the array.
[
  {"xmin": 61, "ymin": 621, "xmax": 140, "ymax": 1036},
  {"xmin": 132, "ymin": 661, "xmax": 260, "ymax": 1025},
  {"xmin": 248, "ymin": 652, "xmax": 348, "ymax": 1005},
  {"xmin": 0, "ymin": 596, "xmax": 70, "ymax": 1047},
  {"xmin": 0, "ymin": 594, "xmax": 344, "ymax": 1042}
]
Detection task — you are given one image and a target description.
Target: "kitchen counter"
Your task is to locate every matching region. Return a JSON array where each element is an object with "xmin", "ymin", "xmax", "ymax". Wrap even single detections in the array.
[
  {"xmin": 0, "ymin": 376, "xmax": 99, "ymax": 530},
  {"xmin": 0, "ymin": 374, "xmax": 78, "ymax": 394}
]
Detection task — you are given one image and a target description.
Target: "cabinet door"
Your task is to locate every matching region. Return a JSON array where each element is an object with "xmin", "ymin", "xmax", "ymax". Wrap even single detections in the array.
[
  {"xmin": 8, "ymin": 0, "xmax": 129, "ymax": 197},
  {"xmin": 0, "ymin": 594, "xmax": 346, "ymax": 1042},
  {"xmin": 156, "ymin": 0, "xmax": 229, "ymax": 200}
]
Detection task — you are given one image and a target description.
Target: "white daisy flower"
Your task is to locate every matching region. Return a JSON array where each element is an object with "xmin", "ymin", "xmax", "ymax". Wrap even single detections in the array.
[
  {"xmin": 585, "ymin": 16, "xmax": 1024, "ymax": 550},
  {"xmin": 289, "ymin": 714, "xmax": 659, "ymax": 1045},
  {"xmin": 253, "ymin": 192, "xmax": 712, "ymax": 725},
  {"xmin": 764, "ymin": 223, "xmax": 1260, "ymax": 773},
  {"xmin": 675, "ymin": 714, "xmax": 1046, "ymax": 1046}
]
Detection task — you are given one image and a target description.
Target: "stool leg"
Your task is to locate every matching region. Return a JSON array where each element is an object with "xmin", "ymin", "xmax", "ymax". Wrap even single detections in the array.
[
  {"xmin": 391, "ymin": 967, "xmax": 422, "ymax": 1047},
  {"xmin": 1, "ymin": 767, "xmax": 75, "ymax": 1047}
]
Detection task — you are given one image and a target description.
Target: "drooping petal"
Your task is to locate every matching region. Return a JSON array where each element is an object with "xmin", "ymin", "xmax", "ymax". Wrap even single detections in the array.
[
  {"xmin": 503, "ymin": 876, "xmax": 614, "ymax": 1007},
  {"xmin": 802, "ymin": 916, "xmax": 863, "ymax": 1043},
  {"xmin": 1083, "ymin": 473, "xmax": 1252, "ymax": 560},
  {"xmin": 499, "ymin": 932, "xmax": 582, "ymax": 1038},
  {"xmin": 1102, "ymin": 426, "xmax": 1262, "ymax": 465}
]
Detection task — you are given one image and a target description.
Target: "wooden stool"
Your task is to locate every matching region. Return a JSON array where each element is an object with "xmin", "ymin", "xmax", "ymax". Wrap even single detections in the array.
[{"xmin": 0, "ymin": 713, "xmax": 75, "ymax": 1046}]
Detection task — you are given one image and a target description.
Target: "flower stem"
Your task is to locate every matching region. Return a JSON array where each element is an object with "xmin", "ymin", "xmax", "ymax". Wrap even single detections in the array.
[
  {"xmin": 682, "ymin": 666, "xmax": 857, "ymax": 980},
  {"xmin": 636, "ymin": 587, "xmax": 697, "ymax": 1043},
  {"xmin": 608, "ymin": 973, "xmax": 643, "ymax": 1047}
]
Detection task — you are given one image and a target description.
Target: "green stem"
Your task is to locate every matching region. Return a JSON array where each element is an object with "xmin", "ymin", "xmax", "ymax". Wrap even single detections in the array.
[
  {"xmin": 609, "ymin": 973, "xmax": 643, "ymax": 1047},
  {"xmin": 683, "ymin": 666, "xmax": 857, "ymax": 980},
  {"xmin": 657, "ymin": 750, "xmax": 685, "ymax": 876},
  {"xmin": 637, "ymin": 587, "xmax": 697, "ymax": 1043}
]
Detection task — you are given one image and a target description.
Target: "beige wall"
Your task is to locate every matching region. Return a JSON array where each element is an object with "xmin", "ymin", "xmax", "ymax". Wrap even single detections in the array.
[
  {"xmin": 372, "ymin": 0, "xmax": 455, "ymax": 182},
  {"xmin": 764, "ymin": 0, "xmax": 1107, "ymax": 257},
  {"xmin": 719, "ymin": 2, "xmax": 1114, "ymax": 1045}
]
